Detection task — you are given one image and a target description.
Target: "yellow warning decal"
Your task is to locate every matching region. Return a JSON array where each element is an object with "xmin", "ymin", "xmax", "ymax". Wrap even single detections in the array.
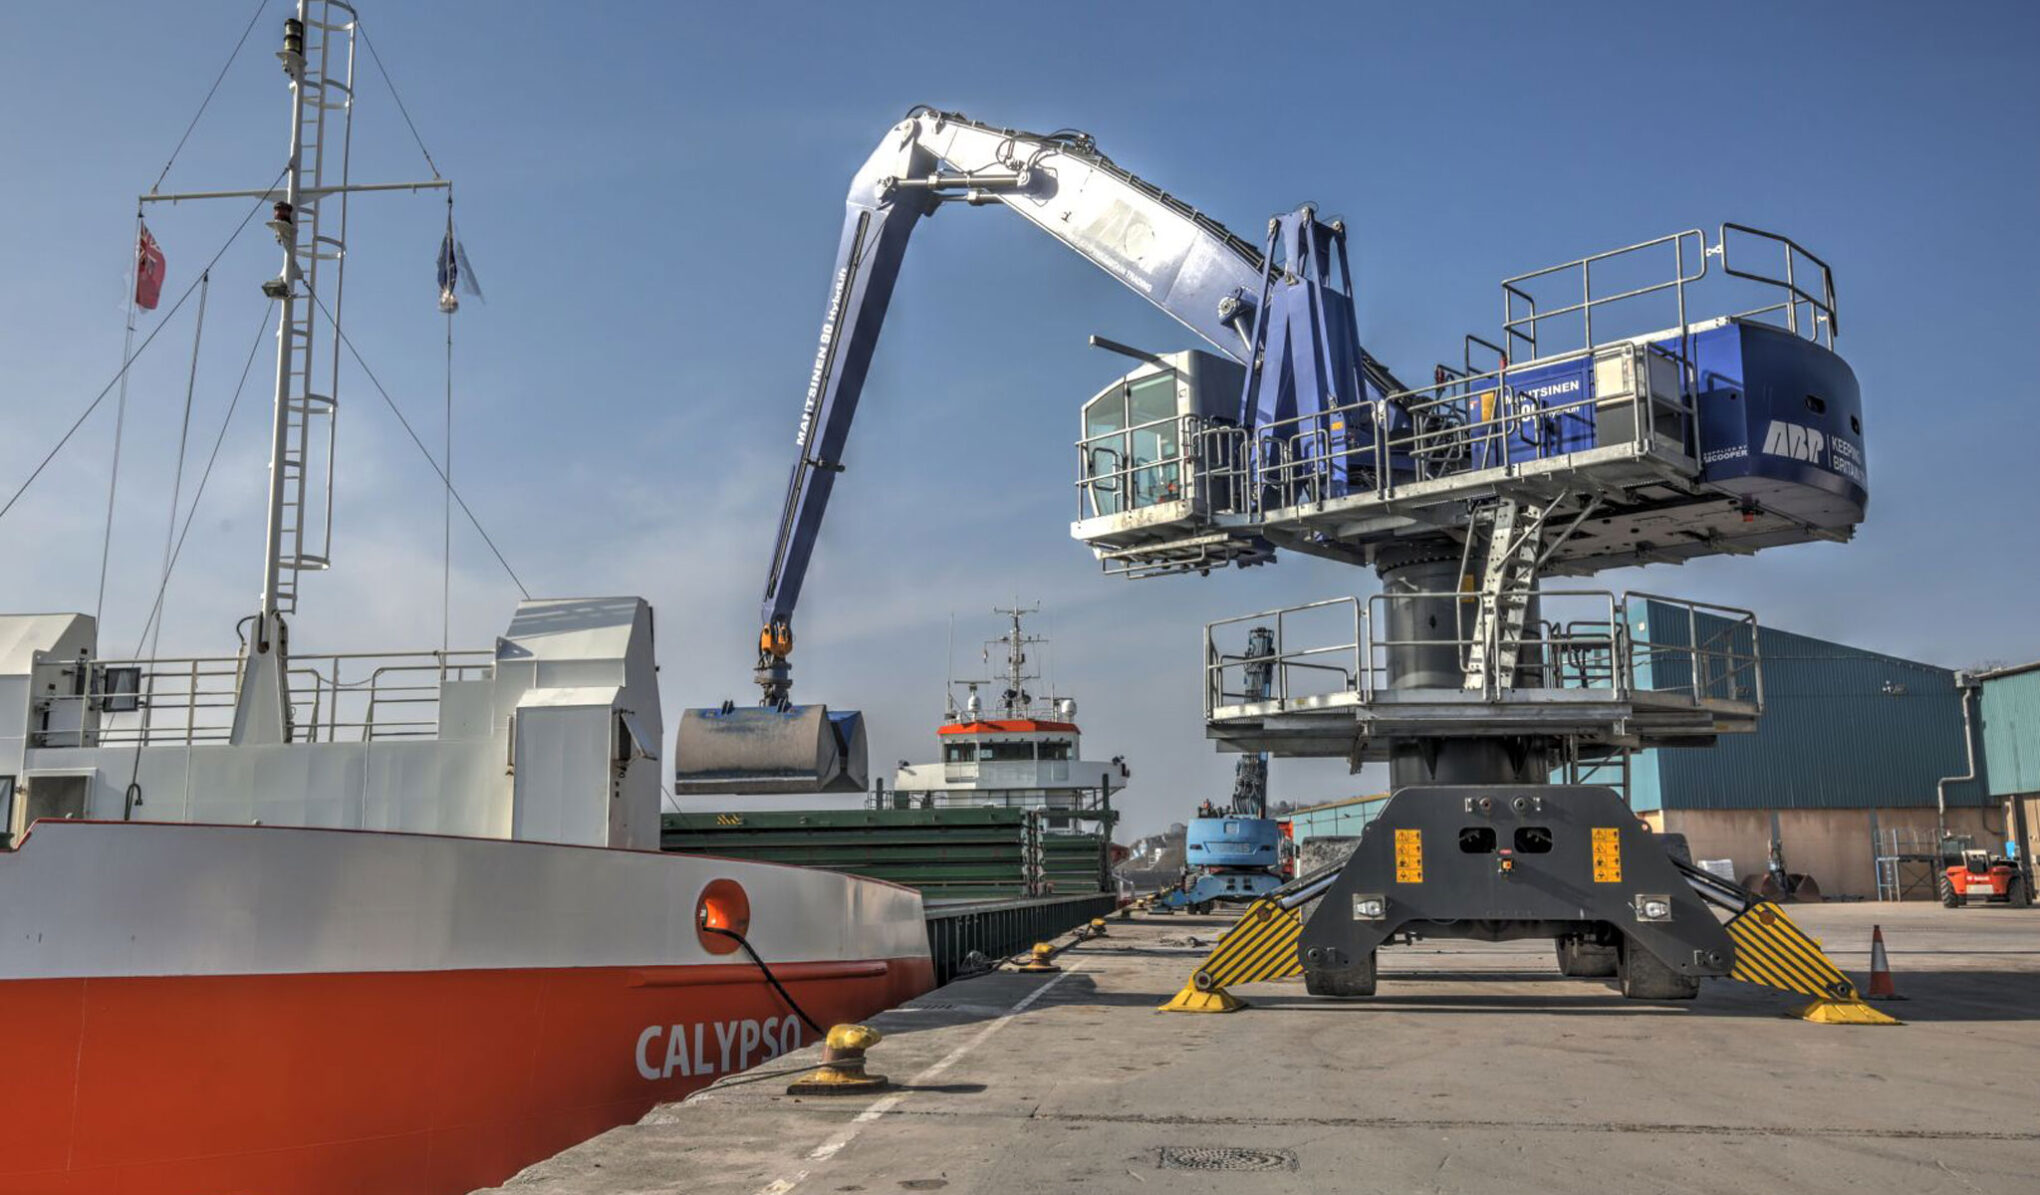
[
  {"xmin": 1395, "ymin": 828, "xmax": 1423, "ymax": 884},
  {"xmin": 1188, "ymin": 898, "xmax": 1305, "ymax": 991},
  {"xmin": 1591, "ymin": 827, "xmax": 1622, "ymax": 883}
]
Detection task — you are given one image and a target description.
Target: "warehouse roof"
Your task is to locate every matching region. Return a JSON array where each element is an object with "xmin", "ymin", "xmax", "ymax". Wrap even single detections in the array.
[{"xmin": 1974, "ymin": 659, "xmax": 2040, "ymax": 683}]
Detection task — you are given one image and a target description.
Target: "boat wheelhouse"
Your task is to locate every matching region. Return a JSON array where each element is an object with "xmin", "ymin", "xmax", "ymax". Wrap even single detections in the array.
[{"xmin": 890, "ymin": 607, "xmax": 1128, "ymax": 835}]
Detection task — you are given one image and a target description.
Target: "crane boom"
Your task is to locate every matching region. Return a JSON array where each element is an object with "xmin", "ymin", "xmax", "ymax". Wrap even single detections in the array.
[
  {"xmin": 676, "ymin": 106, "xmax": 1410, "ymax": 798},
  {"xmin": 753, "ymin": 106, "xmax": 1400, "ymax": 705}
]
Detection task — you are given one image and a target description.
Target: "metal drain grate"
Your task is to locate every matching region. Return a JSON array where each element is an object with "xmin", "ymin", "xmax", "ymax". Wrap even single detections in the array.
[
  {"xmin": 893, "ymin": 1002, "xmax": 1009, "ymax": 1016},
  {"xmin": 1157, "ymin": 1146, "xmax": 1297, "ymax": 1172}
]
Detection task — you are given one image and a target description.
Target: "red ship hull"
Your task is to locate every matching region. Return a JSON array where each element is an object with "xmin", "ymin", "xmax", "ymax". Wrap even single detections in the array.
[
  {"xmin": 0, "ymin": 821, "xmax": 939, "ymax": 1194},
  {"xmin": 1, "ymin": 957, "xmax": 933, "ymax": 1194}
]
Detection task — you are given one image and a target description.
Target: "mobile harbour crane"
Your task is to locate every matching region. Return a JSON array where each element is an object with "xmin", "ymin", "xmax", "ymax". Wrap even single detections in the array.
[{"xmin": 675, "ymin": 107, "xmax": 1885, "ymax": 1016}]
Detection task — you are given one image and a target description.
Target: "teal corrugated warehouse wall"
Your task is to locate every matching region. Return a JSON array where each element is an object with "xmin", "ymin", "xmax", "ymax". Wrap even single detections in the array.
[
  {"xmin": 1980, "ymin": 663, "xmax": 2040, "ymax": 796},
  {"xmin": 1636, "ymin": 602, "xmax": 1984, "ymax": 810}
]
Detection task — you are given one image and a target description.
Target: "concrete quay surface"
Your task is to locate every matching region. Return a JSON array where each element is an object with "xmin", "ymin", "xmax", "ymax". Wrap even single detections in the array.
[{"xmin": 480, "ymin": 902, "xmax": 2040, "ymax": 1194}]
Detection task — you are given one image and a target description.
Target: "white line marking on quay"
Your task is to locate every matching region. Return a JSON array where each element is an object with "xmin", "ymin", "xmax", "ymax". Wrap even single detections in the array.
[{"xmin": 752, "ymin": 963, "xmax": 1083, "ymax": 1195}]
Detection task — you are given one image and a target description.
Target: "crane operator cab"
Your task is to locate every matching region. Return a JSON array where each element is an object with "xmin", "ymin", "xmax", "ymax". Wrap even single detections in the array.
[{"xmin": 1072, "ymin": 349, "xmax": 1270, "ymax": 576}]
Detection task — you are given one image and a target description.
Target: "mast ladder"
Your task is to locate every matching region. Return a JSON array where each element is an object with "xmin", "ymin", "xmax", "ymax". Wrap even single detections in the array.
[{"xmin": 273, "ymin": 0, "xmax": 356, "ymax": 612}]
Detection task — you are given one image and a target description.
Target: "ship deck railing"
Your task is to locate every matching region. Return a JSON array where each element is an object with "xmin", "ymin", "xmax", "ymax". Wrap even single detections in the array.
[{"xmin": 37, "ymin": 649, "xmax": 495, "ymax": 748}]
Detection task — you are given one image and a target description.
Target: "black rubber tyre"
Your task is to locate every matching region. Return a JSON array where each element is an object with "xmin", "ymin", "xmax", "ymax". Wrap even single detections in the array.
[
  {"xmin": 2009, "ymin": 877, "xmax": 2031, "ymax": 909},
  {"xmin": 1189, "ymin": 900, "xmax": 1214, "ymax": 916},
  {"xmin": 1939, "ymin": 875, "xmax": 1962, "ymax": 908},
  {"xmin": 1617, "ymin": 939, "xmax": 1700, "ymax": 1000},
  {"xmin": 1303, "ymin": 951, "xmax": 1377, "ymax": 998},
  {"xmin": 1556, "ymin": 936, "xmax": 1620, "ymax": 978}
]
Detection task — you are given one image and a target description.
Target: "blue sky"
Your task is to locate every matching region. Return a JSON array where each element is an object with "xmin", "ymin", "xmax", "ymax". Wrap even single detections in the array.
[{"xmin": 2, "ymin": 1, "xmax": 2036, "ymax": 836}]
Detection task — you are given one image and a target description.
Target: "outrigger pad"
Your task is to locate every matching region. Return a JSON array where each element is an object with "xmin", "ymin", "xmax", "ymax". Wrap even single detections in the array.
[
  {"xmin": 672, "ymin": 705, "xmax": 868, "ymax": 796},
  {"xmin": 1795, "ymin": 999, "xmax": 1902, "ymax": 1026},
  {"xmin": 1159, "ymin": 984, "xmax": 1247, "ymax": 1014}
]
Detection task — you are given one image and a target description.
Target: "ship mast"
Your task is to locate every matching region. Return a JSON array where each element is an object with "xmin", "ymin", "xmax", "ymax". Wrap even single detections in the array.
[
  {"xmin": 139, "ymin": 1, "xmax": 447, "ymax": 743},
  {"xmin": 990, "ymin": 603, "xmax": 1043, "ymax": 718}
]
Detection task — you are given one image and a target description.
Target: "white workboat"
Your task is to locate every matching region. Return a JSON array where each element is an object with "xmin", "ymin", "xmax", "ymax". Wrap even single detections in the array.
[{"xmin": 891, "ymin": 605, "xmax": 1130, "ymax": 837}]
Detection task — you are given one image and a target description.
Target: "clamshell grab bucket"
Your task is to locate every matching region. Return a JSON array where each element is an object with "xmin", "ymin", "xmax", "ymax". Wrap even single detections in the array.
[{"xmin": 672, "ymin": 704, "xmax": 869, "ymax": 796}]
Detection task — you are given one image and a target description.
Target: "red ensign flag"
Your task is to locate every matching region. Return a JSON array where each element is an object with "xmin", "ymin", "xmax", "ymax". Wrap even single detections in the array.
[{"xmin": 135, "ymin": 224, "xmax": 166, "ymax": 310}]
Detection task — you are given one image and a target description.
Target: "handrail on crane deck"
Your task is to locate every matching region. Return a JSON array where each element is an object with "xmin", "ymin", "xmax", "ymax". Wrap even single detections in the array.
[{"xmin": 1201, "ymin": 592, "xmax": 1762, "ymax": 723}]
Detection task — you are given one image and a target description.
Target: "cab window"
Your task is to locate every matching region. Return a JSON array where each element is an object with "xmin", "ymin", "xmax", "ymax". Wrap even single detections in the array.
[
  {"xmin": 1082, "ymin": 392, "xmax": 1128, "ymax": 516},
  {"xmin": 1126, "ymin": 375, "xmax": 1181, "ymax": 507},
  {"xmin": 1082, "ymin": 370, "xmax": 1181, "ymax": 514}
]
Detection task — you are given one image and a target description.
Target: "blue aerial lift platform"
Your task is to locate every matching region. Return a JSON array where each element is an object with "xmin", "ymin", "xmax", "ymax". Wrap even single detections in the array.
[{"xmin": 1156, "ymin": 626, "xmax": 1285, "ymax": 914}]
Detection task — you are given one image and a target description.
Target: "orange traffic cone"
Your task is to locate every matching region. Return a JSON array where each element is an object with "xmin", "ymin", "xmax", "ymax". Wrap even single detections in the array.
[{"xmin": 1866, "ymin": 924, "xmax": 1904, "ymax": 1001}]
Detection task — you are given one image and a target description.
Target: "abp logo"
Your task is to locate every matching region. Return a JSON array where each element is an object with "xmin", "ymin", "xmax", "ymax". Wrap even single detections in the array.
[{"xmin": 1761, "ymin": 420, "xmax": 1827, "ymax": 464}]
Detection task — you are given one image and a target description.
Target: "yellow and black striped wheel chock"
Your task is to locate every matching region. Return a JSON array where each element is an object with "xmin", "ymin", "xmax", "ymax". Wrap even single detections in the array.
[
  {"xmin": 1159, "ymin": 889, "xmax": 1899, "ymax": 1023},
  {"xmin": 1159, "ymin": 896, "xmax": 1304, "ymax": 1014},
  {"xmin": 1724, "ymin": 900, "xmax": 1901, "ymax": 1025}
]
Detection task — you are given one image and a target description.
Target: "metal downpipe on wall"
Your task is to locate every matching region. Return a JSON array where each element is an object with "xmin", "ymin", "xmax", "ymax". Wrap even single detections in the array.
[{"xmin": 1935, "ymin": 675, "xmax": 1979, "ymax": 844}]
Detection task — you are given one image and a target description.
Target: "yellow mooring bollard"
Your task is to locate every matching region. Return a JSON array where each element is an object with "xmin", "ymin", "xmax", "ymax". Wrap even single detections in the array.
[
  {"xmin": 787, "ymin": 1024, "xmax": 890, "ymax": 1095},
  {"xmin": 1016, "ymin": 942, "xmax": 1061, "ymax": 973}
]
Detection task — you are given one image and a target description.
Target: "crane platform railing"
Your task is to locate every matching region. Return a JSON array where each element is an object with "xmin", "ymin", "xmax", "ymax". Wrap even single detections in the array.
[
  {"xmin": 1204, "ymin": 597, "xmax": 1365, "ymax": 717},
  {"xmin": 1075, "ymin": 411, "xmax": 1255, "ymax": 522},
  {"xmin": 1624, "ymin": 591, "xmax": 1765, "ymax": 708},
  {"xmin": 1247, "ymin": 337, "xmax": 1690, "ymax": 516},
  {"xmin": 1499, "ymin": 223, "xmax": 1835, "ymax": 358},
  {"xmin": 1501, "ymin": 228, "xmax": 1710, "ymax": 362},
  {"xmin": 38, "ymin": 649, "xmax": 495, "ymax": 748},
  {"xmin": 1075, "ymin": 335, "xmax": 1699, "ymax": 538},
  {"xmin": 1202, "ymin": 592, "xmax": 1764, "ymax": 726}
]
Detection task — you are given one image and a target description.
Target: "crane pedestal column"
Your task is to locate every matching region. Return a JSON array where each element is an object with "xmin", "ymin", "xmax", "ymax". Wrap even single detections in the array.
[
  {"xmin": 1377, "ymin": 554, "xmax": 1555, "ymax": 790},
  {"xmin": 1295, "ymin": 556, "xmax": 1735, "ymax": 1000}
]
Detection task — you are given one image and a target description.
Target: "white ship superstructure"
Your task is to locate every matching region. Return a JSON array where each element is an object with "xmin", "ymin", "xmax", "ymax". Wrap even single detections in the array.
[
  {"xmin": 1, "ymin": 598, "xmax": 662, "ymax": 847},
  {"xmin": 891, "ymin": 606, "xmax": 1128, "ymax": 833}
]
